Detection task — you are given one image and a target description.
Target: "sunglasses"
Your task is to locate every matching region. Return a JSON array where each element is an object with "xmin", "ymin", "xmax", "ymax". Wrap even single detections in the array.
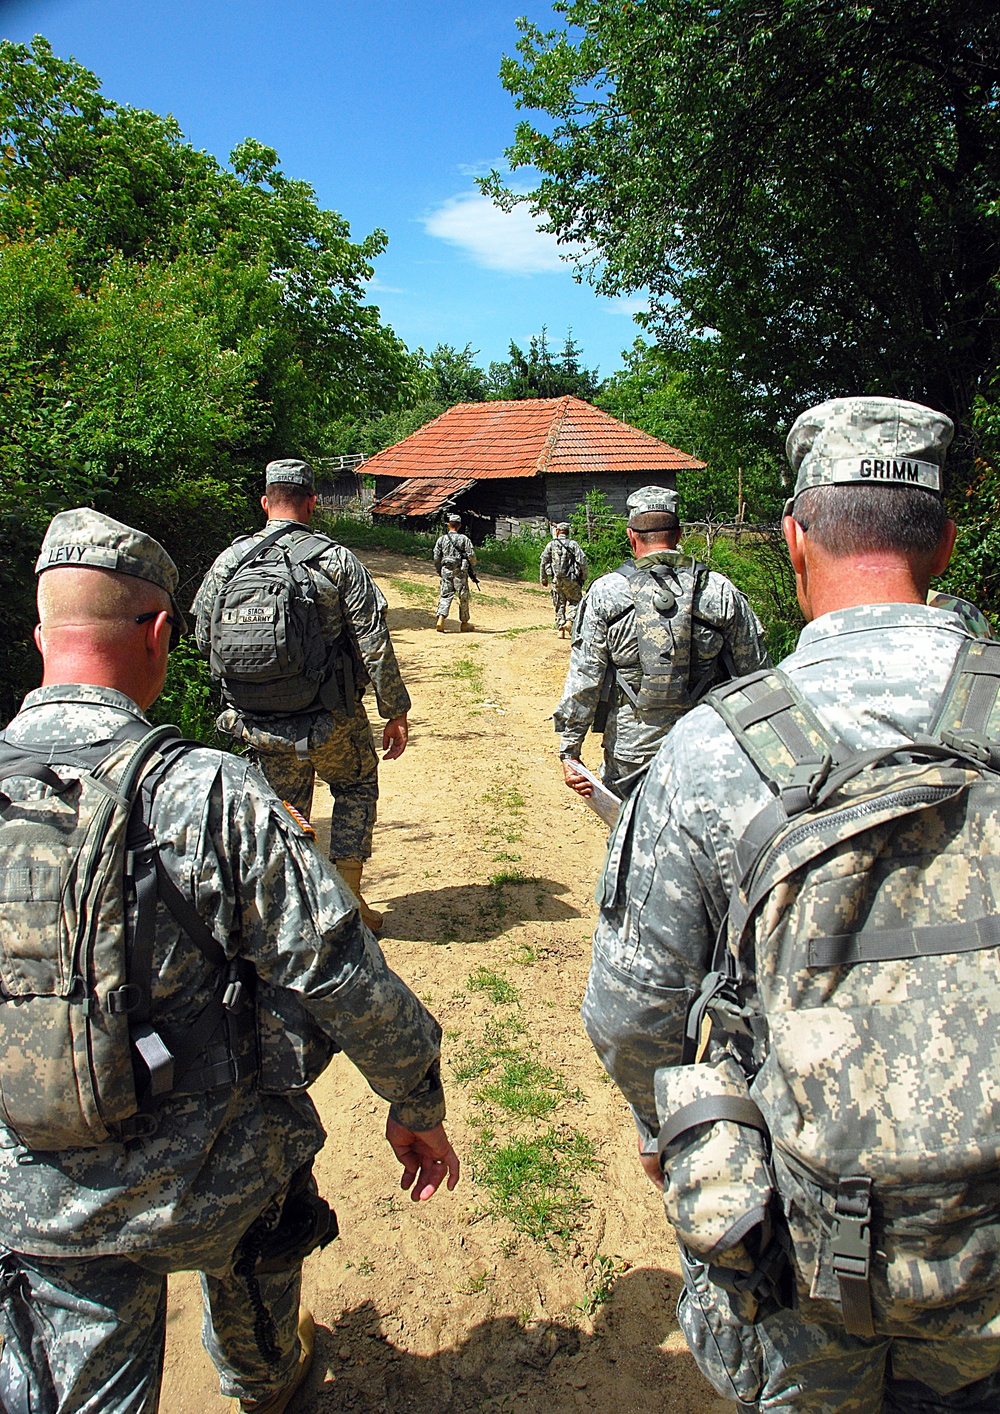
[{"xmin": 135, "ymin": 611, "xmax": 183, "ymax": 650}]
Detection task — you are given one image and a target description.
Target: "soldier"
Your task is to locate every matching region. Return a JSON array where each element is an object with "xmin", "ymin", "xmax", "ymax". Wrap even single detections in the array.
[
  {"xmin": 583, "ymin": 398, "xmax": 1000, "ymax": 1410},
  {"xmin": 554, "ymin": 485, "xmax": 769, "ymax": 800},
  {"xmin": 192, "ymin": 458, "xmax": 407, "ymax": 931},
  {"xmin": 433, "ymin": 512, "xmax": 476, "ymax": 632},
  {"xmin": 539, "ymin": 520, "xmax": 588, "ymax": 637},
  {"xmin": 0, "ymin": 509, "xmax": 458, "ymax": 1414}
]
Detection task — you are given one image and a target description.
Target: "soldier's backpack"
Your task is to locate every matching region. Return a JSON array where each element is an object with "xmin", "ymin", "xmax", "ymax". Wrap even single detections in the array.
[
  {"xmin": 209, "ymin": 525, "xmax": 348, "ymax": 716},
  {"xmin": 549, "ymin": 538, "xmax": 584, "ymax": 603},
  {"xmin": 601, "ymin": 558, "xmax": 735, "ymax": 722},
  {"xmin": 0, "ymin": 723, "xmax": 255, "ymax": 1149},
  {"xmin": 658, "ymin": 639, "xmax": 1000, "ymax": 1337}
]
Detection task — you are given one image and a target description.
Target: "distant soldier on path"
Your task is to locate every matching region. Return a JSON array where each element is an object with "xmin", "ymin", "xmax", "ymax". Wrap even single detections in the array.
[
  {"xmin": 192, "ymin": 458, "xmax": 408, "ymax": 932},
  {"xmin": 540, "ymin": 521, "xmax": 588, "ymax": 637},
  {"xmin": 554, "ymin": 485, "xmax": 769, "ymax": 800},
  {"xmin": 433, "ymin": 512, "xmax": 476, "ymax": 632}
]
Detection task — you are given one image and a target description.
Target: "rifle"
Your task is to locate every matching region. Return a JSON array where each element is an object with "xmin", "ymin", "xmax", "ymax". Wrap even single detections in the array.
[{"xmin": 465, "ymin": 561, "xmax": 481, "ymax": 589}]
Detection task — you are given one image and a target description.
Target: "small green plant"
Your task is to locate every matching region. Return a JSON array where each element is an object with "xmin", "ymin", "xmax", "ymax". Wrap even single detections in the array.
[
  {"xmin": 467, "ymin": 967, "xmax": 520, "ymax": 1005},
  {"xmin": 442, "ymin": 653, "xmax": 486, "ymax": 698},
  {"xmin": 488, "ymin": 868, "xmax": 527, "ymax": 887},
  {"xmin": 471, "ymin": 1127, "xmax": 596, "ymax": 1243},
  {"xmin": 461, "ymin": 1270, "xmax": 491, "ymax": 1294},
  {"xmin": 452, "ymin": 1012, "xmax": 525, "ymax": 1083},
  {"xmin": 510, "ymin": 941, "xmax": 539, "ymax": 966},
  {"xmin": 477, "ymin": 1056, "xmax": 565, "ymax": 1118},
  {"xmin": 577, "ymin": 1255, "xmax": 629, "ymax": 1316}
]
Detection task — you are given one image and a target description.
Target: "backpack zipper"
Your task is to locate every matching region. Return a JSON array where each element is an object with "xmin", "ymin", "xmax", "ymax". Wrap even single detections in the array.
[{"xmin": 749, "ymin": 784, "xmax": 959, "ymax": 897}]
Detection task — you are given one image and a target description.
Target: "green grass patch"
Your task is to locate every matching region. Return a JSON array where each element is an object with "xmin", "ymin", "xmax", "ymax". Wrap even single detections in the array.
[
  {"xmin": 499, "ymin": 623, "xmax": 552, "ymax": 640},
  {"xmin": 577, "ymin": 1255, "xmax": 629, "ymax": 1316},
  {"xmin": 472, "ymin": 1127, "xmax": 596, "ymax": 1242},
  {"xmin": 388, "ymin": 576, "xmax": 435, "ymax": 603},
  {"xmin": 477, "ymin": 1056, "xmax": 566, "ymax": 1118},
  {"xmin": 442, "ymin": 653, "xmax": 486, "ymax": 698},
  {"xmin": 467, "ymin": 966, "xmax": 520, "ymax": 1005},
  {"xmin": 452, "ymin": 1012, "xmax": 525, "ymax": 1083}
]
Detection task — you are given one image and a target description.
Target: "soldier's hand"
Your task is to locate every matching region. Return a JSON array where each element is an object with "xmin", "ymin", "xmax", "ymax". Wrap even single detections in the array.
[
  {"xmin": 385, "ymin": 1117, "xmax": 460, "ymax": 1201},
  {"xmin": 562, "ymin": 757, "xmax": 594, "ymax": 797},
  {"xmin": 383, "ymin": 714, "xmax": 408, "ymax": 760}
]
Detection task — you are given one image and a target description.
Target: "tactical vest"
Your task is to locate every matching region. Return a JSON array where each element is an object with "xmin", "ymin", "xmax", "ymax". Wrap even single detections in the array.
[
  {"xmin": 0, "ymin": 723, "xmax": 256, "ymax": 1149},
  {"xmin": 613, "ymin": 559, "xmax": 733, "ymax": 716},
  {"xmin": 657, "ymin": 640, "xmax": 1000, "ymax": 1336},
  {"xmin": 209, "ymin": 526, "xmax": 349, "ymax": 717},
  {"xmin": 439, "ymin": 531, "xmax": 468, "ymax": 569}
]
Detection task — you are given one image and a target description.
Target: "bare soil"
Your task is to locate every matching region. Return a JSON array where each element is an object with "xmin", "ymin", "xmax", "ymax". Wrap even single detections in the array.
[{"xmin": 160, "ymin": 551, "xmax": 726, "ymax": 1414}]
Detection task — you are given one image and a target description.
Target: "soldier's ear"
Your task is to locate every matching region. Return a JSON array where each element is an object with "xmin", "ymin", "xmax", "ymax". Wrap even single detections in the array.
[{"xmin": 929, "ymin": 518, "xmax": 957, "ymax": 577}]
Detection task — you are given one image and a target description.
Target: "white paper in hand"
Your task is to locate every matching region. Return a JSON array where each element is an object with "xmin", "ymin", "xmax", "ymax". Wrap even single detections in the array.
[{"xmin": 569, "ymin": 760, "xmax": 622, "ymax": 828}]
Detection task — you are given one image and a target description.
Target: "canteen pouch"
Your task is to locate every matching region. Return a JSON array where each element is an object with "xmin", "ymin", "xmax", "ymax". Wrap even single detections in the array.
[{"xmin": 655, "ymin": 1057, "xmax": 773, "ymax": 1270}]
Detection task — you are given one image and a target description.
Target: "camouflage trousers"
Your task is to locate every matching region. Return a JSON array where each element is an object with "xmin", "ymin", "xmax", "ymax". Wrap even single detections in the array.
[
  {"xmin": 437, "ymin": 566, "xmax": 470, "ymax": 622},
  {"xmin": 549, "ymin": 585, "xmax": 580, "ymax": 631},
  {"xmin": 0, "ymin": 1245, "xmax": 302, "ymax": 1412},
  {"xmin": 602, "ymin": 752, "xmax": 653, "ymax": 800},
  {"xmin": 677, "ymin": 1251, "xmax": 1000, "ymax": 1412},
  {"xmin": 223, "ymin": 702, "xmax": 379, "ymax": 861}
]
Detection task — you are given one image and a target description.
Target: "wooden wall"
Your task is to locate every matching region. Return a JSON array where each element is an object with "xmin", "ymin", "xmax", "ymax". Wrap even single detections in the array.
[{"xmin": 542, "ymin": 471, "xmax": 677, "ymax": 520}]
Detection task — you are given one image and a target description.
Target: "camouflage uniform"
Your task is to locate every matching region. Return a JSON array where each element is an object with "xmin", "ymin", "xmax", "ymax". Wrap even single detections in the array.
[
  {"xmin": 586, "ymin": 400, "xmax": 1000, "ymax": 1409},
  {"xmin": 540, "ymin": 531, "xmax": 588, "ymax": 631},
  {"xmin": 192, "ymin": 517, "xmax": 410, "ymax": 860},
  {"xmin": 927, "ymin": 589, "xmax": 993, "ymax": 639},
  {"xmin": 433, "ymin": 528, "xmax": 476, "ymax": 623},
  {"xmin": 554, "ymin": 549, "xmax": 769, "ymax": 796},
  {"xmin": 0, "ymin": 680, "xmax": 444, "ymax": 1410}
]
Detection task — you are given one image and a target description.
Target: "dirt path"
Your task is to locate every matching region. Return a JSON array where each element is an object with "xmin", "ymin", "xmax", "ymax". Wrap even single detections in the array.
[{"xmin": 161, "ymin": 551, "xmax": 726, "ymax": 1414}]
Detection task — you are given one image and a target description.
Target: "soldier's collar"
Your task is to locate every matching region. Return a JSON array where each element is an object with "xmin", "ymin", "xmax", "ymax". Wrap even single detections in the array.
[
  {"xmin": 634, "ymin": 548, "xmax": 692, "ymax": 570},
  {"xmin": 18, "ymin": 682, "xmax": 149, "ymax": 717}
]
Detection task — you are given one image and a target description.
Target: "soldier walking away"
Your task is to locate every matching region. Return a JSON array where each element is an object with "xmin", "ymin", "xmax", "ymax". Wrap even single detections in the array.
[
  {"xmin": 554, "ymin": 485, "xmax": 769, "ymax": 801},
  {"xmin": 192, "ymin": 458, "xmax": 408, "ymax": 932},
  {"xmin": 540, "ymin": 521, "xmax": 588, "ymax": 637},
  {"xmin": 0, "ymin": 509, "xmax": 458, "ymax": 1414},
  {"xmin": 584, "ymin": 397, "xmax": 1000, "ymax": 1411},
  {"xmin": 433, "ymin": 512, "xmax": 476, "ymax": 632}
]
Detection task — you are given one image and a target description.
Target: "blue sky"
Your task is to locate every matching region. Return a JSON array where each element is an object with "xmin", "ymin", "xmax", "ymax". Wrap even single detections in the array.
[{"xmin": 1, "ymin": 0, "xmax": 646, "ymax": 378}]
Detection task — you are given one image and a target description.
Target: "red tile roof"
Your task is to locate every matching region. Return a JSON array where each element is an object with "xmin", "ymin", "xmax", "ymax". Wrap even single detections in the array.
[
  {"xmin": 363, "ymin": 396, "xmax": 705, "ymax": 481},
  {"xmin": 371, "ymin": 475, "xmax": 476, "ymax": 518}
]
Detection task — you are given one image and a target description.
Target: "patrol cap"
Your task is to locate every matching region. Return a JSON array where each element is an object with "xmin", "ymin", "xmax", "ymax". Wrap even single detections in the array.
[
  {"xmin": 626, "ymin": 485, "xmax": 679, "ymax": 525},
  {"xmin": 446, "ymin": 512, "xmax": 462, "ymax": 525},
  {"xmin": 36, "ymin": 508, "xmax": 187, "ymax": 642},
  {"xmin": 785, "ymin": 397, "xmax": 953, "ymax": 511},
  {"xmin": 264, "ymin": 458, "xmax": 315, "ymax": 491},
  {"xmin": 556, "ymin": 521, "xmax": 572, "ymax": 532}
]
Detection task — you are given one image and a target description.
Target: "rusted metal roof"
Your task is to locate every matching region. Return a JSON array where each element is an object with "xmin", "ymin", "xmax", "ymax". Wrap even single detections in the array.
[
  {"xmin": 371, "ymin": 475, "xmax": 477, "ymax": 518},
  {"xmin": 362, "ymin": 396, "xmax": 705, "ymax": 481}
]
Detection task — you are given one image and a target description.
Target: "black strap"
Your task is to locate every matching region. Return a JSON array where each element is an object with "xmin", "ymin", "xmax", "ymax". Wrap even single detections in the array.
[
  {"xmin": 809, "ymin": 913, "xmax": 1000, "ymax": 969},
  {"xmin": 657, "ymin": 1093, "xmax": 769, "ymax": 1156},
  {"xmin": 232, "ymin": 523, "xmax": 298, "ymax": 573}
]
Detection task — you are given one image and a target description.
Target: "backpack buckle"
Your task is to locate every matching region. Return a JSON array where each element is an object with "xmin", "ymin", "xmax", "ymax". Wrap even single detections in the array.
[
  {"xmin": 831, "ymin": 1176, "xmax": 875, "ymax": 1337},
  {"xmin": 940, "ymin": 728, "xmax": 999, "ymax": 768},
  {"xmin": 223, "ymin": 978, "xmax": 247, "ymax": 1012},
  {"xmin": 779, "ymin": 753, "xmax": 832, "ymax": 813},
  {"xmin": 104, "ymin": 984, "xmax": 141, "ymax": 1014}
]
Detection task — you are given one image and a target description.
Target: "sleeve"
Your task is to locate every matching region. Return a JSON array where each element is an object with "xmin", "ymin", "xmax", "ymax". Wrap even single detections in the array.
[
  {"xmin": 465, "ymin": 536, "xmax": 477, "ymax": 566},
  {"xmin": 574, "ymin": 543, "xmax": 589, "ymax": 578},
  {"xmin": 329, "ymin": 550, "xmax": 411, "ymax": 721},
  {"xmin": 433, "ymin": 536, "xmax": 443, "ymax": 570},
  {"xmin": 539, "ymin": 542, "xmax": 552, "ymax": 584},
  {"xmin": 190, "ymin": 560, "xmax": 226, "ymax": 659},
  {"xmin": 581, "ymin": 745, "xmax": 721, "ymax": 1140},
  {"xmin": 223, "ymin": 766, "xmax": 444, "ymax": 1129},
  {"xmin": 719, "ymin": 581, "xmax": 771, "ymax": 675},
  {"xmin": 552, "ymin": 592, "xmax": 613, "ymax": 757}
]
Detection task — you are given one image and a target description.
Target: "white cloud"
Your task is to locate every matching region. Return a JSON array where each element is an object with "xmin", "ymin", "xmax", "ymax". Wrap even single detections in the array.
[
  {"xmin": 423, "ymin": 191, "xmax": 578, "ymax": 275},
  {"xmin": 604, "ymin": 295, "xmax": 651, "ymax": 317}
]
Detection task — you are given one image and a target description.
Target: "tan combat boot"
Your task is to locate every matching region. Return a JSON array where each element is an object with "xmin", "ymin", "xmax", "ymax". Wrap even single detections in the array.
[
  {"xmin": 335, "ymin": 859, "xmax": 384, "ymax": 932},
  {"xmin": 435, "ymin": 615, "xmax": 446, "ymax": 631},
  {"xmin": 234, "ymin": 1308, "xmax": 315, "ymax": 1414},
  {"xmin": 460, "ymin": 621, "xmax": 474, "ymax": 632}
]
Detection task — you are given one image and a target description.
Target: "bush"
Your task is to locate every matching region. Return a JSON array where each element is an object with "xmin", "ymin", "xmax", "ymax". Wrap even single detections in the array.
[{"xmin": 146, "ymin": 639, "xmax": 234, "ymax": 748}]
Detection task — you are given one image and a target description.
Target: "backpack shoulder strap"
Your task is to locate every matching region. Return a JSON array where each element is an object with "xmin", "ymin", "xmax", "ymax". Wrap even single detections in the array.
[
  {"xmin": 929, "ymin": 637, "xmax": 1000, "ymax": 768},
  {"xmin": 231, "ymin": 524, "xmax": 297, "ymax": 574},
  {"xmin": 284, "ymin": 531, "xmax": 336, "ymax": 567}
]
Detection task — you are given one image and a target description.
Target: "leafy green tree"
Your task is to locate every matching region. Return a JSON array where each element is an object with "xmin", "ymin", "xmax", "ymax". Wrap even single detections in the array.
[
  {"xmin": 487, "ymin": 327, "xmax": 600, "ymax": 400},
  {"xmin": 0, "ymin": 36, "xmax": 413, "ymax": 718},
  {"xmin": 597, "ymin": 339, "xmax": 784, "ymax": 520},
  {"xmin": 486, "ymin": 0, "xmax": 1000, "ymax": 442}
]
